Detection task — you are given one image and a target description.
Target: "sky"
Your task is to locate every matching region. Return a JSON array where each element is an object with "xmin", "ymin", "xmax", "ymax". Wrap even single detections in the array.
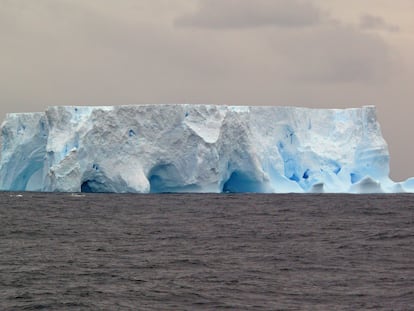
[{"xmin": 1, "ymin": 0, "xmax": 413, "ymax": 181}]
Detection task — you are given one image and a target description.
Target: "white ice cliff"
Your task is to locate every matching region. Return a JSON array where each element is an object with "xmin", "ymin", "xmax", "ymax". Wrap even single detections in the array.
[{"xmin": 0, "ymin": 104, "xmax": 411, "ymax": 193}]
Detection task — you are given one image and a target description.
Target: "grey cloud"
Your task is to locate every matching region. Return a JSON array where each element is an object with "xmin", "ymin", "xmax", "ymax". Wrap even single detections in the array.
[
  {"xmin": 175, "ymin": 0, "xmax": 323, "ymax": 29},
  {"xmin": 359, "ymin": 14, "xmax": 400, "ymax": 32}
]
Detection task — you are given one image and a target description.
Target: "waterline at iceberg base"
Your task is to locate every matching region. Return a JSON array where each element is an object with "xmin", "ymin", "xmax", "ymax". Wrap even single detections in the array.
[{"xmin": 1, "ymin": 104, "xmax": 413, "ymax": 193}]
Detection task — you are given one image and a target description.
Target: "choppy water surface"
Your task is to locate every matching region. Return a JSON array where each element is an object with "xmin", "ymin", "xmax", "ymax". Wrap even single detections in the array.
[{"xmin": 0, "ymin": 193, "xmax": 413, "ymax": 310}]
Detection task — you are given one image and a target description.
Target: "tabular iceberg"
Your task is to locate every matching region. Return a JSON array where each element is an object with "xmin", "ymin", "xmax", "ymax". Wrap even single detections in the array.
[{"xmin": 0, "ymin": 104, "xmax": 412, "ymax": 193}]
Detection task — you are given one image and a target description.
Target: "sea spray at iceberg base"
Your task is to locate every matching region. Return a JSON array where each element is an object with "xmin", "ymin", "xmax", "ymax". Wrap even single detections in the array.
[{"xmin": 1, "ymin": 104, "xmax": 413, "ymax": 193}]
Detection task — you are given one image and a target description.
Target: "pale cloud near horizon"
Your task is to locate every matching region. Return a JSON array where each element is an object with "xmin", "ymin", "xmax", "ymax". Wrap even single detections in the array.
[{"xmin": 0, "ymin": 0, "xmax": 413, "ymax": 180}]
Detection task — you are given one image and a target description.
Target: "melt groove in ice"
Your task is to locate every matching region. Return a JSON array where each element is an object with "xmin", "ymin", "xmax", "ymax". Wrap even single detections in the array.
[{"xmin": 1, "ymin": 104, "xmax": 413, "ymax": 193}]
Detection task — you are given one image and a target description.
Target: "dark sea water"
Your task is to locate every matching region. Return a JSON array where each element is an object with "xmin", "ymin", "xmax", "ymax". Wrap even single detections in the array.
[{"xmin": 0, "ymin": 193, "xmax": 413, "ymax": 310}]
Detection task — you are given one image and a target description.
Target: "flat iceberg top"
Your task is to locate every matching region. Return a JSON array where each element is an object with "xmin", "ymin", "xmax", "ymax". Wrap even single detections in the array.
[{"xmin": 0, "ymin": 104, "xmax": 410, "ymax": 193}]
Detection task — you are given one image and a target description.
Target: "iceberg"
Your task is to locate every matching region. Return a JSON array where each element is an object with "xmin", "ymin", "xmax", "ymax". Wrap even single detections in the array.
[{"xmin": 0, "ymin": 104, "xmax": 411, "ymax": 193}]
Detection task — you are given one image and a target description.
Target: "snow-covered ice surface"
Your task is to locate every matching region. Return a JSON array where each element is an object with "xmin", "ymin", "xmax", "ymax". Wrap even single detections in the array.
[{"xmin": 0, "ymin": 104, "xmax": 412, "ymax": 193}]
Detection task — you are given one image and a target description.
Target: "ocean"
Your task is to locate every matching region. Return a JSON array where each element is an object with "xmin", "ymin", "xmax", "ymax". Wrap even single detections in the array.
[{"xmin": 0, "ymin": 193, "xmax": 413, "ymax": 310}]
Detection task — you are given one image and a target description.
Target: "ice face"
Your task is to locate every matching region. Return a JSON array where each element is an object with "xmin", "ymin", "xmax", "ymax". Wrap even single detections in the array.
[
  {"xmin": 0, "ymin": 104, "xmax": 408, "ymax": 193},
  {"xmin": 0, "ymin": 112, "xmax": 48, "ymax": 191}
]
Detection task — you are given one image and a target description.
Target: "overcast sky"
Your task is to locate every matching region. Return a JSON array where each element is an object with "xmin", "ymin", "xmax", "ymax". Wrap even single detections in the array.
[{"xmin": 1, "ymin": 0, "xmax": 413, "ymax": 180}]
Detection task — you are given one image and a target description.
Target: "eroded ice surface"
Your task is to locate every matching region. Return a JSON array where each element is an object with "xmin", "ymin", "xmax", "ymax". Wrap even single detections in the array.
[{"xmin": 0, "ymin": 105, "xmax": 411, "ymax": 193}]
